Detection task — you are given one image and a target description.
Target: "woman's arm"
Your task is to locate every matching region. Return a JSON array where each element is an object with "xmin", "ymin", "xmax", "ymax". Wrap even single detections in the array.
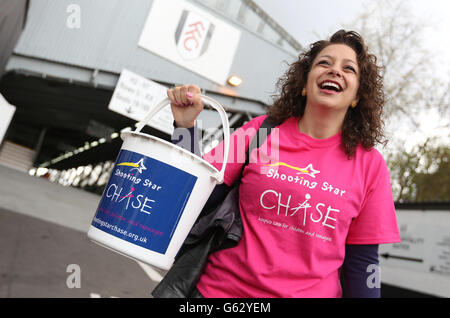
[
  {"xmin": 171, "ymin": 123, "xmax": 202, "ymax": 157},
  {"xmin": 342, "ymin": 244, "xmax": 380, "ymax": 298}
]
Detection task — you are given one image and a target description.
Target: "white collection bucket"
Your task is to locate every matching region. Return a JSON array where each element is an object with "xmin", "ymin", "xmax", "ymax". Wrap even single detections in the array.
[{"xmin": 87, "ymin": 95, "xmax": 230, "ymax": 270}]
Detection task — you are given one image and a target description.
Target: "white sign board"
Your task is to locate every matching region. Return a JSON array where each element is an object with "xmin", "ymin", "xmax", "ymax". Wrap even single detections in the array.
[
  {"xmin": 0, "ymin": 93, "xmax": 16, "ymax": 144},
  {"xmin": 138, "ymin": 0, "xmax": 241, "ymax": 85},
  {"xmin": 379, "ymin": 209, "xmax": 450, "ymax": 297},
  {"xmin": 108, "ymin": 69, "xmax": 174, "ymax": 135},
  {"xmin": 380, "ymin": 211, "xmax": 450, "ymax": 277}
]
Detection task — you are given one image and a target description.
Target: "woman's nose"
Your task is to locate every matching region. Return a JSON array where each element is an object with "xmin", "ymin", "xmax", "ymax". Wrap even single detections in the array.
[{"xmin": 328, "ymin": 67, "xmax": 342, "ymax": 78}]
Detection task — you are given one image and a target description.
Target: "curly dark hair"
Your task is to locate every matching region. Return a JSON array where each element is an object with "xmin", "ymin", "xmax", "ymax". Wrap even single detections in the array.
[{"xmin": 267, "ymin": 30, "xmax": 386, "ymax": 158}]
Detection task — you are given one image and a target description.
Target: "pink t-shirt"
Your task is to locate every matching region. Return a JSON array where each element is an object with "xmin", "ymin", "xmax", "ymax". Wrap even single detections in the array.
[{"xmin": 197, "ymin": 115, "xmax": 401, "ymax": 298}]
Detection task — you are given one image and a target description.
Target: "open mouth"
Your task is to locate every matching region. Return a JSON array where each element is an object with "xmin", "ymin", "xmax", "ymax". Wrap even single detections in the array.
[{"xmin": 319, "ymin": 81, "xmax": 343, "ymax": 93}]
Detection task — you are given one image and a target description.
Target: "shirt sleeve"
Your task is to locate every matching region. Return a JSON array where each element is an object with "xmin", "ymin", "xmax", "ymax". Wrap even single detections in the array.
[
  {"xmin": 342, "ymin": 244, "xmax": 380, "ymax": 298},
  {"xmin": 171, "ymin": 122, "xmax": 201, "ymax": 157},
  {"xmin": 346, "ymin": 151, "xmax": 401, "ymax": 245},
  {"xmin": 203, "ymin": 115, "xmax": 267, "ymax": 186}
]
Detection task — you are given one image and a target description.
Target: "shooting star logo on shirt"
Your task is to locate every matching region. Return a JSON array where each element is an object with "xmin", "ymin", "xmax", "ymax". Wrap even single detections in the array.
[
  {"xmin": 265, "ymin": 162, "xmax": 320, "ymax": 178},
  {"xmin": 117, "ymin": 158, "xmax": 147, "ymax": 174}
]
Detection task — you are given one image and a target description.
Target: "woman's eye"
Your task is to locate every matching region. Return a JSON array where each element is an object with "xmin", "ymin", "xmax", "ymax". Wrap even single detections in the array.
[
  {"xmin": 345, "ymin": 66, "xmax": 356, "ymax": 73},
  {"xmin": 318, "ymin": 60, "xmax": 329, "ymax": 66}
]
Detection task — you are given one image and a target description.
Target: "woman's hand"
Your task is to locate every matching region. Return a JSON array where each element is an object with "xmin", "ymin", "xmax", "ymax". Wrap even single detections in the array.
[{"xmin": 167, "ymin": 84, "xmax": 203, "ymax": 128}]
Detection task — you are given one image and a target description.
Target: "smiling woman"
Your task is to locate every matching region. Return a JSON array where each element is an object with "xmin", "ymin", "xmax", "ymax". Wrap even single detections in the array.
[
  {"xmin": 155, "ymin": 29, "xmax": 401, "ymax": 299},
  {"xmin": 301, "ymin": 43, "xmax": 361, "ymax": 138},
  {"xmin": 267, "ymin": 30, "xmax": 385, "ymax": 158}
]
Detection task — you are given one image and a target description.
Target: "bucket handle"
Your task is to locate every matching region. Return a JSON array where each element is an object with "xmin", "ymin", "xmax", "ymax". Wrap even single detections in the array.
[{"xmin": 134, "ymin": 95, "xmax": 230, "ymax": 184}]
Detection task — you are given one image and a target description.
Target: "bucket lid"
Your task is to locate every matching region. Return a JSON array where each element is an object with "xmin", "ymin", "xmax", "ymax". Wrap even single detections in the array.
[{"xmin": 121, "ymin": 130, "xmax": 222, "ymax": 183}]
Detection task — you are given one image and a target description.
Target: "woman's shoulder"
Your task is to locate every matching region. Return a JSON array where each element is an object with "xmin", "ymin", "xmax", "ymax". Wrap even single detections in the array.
[
  {"xmin": 354, "ymin": 144, "xmax": 390, "ymax": 173},
  {"xmin": 242, "ymin": 114, "xmax": 269, "ymax": 129},
  {"xmin": 231, "ymin": 115, "xmax": 270, "ymax": 135}
]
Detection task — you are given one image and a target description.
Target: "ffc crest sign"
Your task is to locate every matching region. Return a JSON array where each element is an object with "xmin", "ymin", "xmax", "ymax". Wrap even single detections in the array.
[
  {"xmin": 175, "ymin": 10, "xmax": 215, "ymax": 60},
  {"xmin": 138, "ymin": 0, "xmax": 241, "ymax": 85}
]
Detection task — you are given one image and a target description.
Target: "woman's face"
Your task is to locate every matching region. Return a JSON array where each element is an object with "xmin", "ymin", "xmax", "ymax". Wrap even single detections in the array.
[{"xmin": 305, "ymin": 44, "xmax": 360, "ymax": 112}]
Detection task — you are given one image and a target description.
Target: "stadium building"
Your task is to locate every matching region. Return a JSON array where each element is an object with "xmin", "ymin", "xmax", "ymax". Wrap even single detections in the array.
[{"xmin": 0, "ymin": 0, "xmax": 300, "ymax": 191}]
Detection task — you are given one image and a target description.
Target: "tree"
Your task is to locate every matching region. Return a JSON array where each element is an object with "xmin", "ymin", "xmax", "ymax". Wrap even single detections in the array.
[
  {"xmin": 347, "ymin": 0, "xmax": 449, "ymax": 131},
  {"xmin": 345, "ymin": 0, "xmax": 450, "ymax": 202},
  {"xmin": 387, "ymin": 137, "xmax": 449, "ymax": 202}
]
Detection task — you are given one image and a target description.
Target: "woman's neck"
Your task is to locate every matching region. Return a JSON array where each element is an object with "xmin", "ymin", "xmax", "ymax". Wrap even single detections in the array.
[{"xmin": 298, "ymin": 104, "xmax": 346, "ymax": 139}]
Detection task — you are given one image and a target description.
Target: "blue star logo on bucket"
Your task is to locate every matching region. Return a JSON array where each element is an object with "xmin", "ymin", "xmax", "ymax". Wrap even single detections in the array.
[
  {"xmin": 117, "ymin": 158, "xmax": 147, "ymax": 174},
  {"xmin": 91, "ymin": 149, "xmax": 197, "ymax": 255}
]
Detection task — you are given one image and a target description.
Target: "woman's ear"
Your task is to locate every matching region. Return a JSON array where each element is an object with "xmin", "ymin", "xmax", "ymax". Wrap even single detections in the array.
[
  {"xmin": 351, "ymin": 93, "xmax": 360, "ymax": 108},
  {"xmin": 301, "ymin": 88, "xmax": 306, "ymax": 97}
]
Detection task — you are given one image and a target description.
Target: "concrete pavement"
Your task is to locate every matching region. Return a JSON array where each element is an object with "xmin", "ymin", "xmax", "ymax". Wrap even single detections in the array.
[{"xmin": 0, "ymin": 165, "xmax": 165, "ymax": 297}]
